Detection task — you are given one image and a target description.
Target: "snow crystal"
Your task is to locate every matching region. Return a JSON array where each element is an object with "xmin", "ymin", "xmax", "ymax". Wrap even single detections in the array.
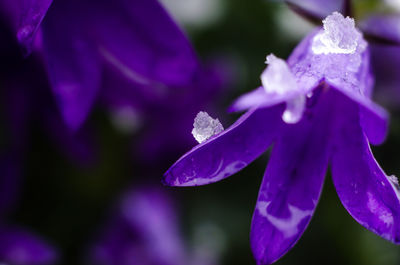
[
  {"xmin": 261, "ymin": 54, "xmax": 297, "ymax": 95},
  {"xmin": 312, "ymin": 12, "xmax": 362, "ymax": 55},
  {"xmin": 389, "ymin": 175, "xmax": 399, "ymax": 186},
  {"xmin": 192, "ymin": 112, "xmax": 224, "ymax": 143}
]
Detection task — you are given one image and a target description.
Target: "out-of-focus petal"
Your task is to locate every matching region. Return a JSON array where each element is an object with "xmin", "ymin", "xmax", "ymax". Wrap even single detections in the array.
[
  {"xmin": 250, "ymin": 89, "xmax": 332, "ymax": 265},
  {"xmin": 41, "ymin": 2, "xmax": 101, "ymax": 131},
  {"xmin": 91, "ymin": 187, "xmax": 186, "ymax": 265},
  {"xmin": 0, "ymin": 0, "xmax": 53, "ymax": 54},
  {"xmin": 361, "ymin": 15, "xmax": 400, "ymax": 46},
  {"xmin": 91, "ymin": 0, "xmax": 198, "ymax": 87},
  {"xmin": 331, "ymin": 94, "xmax": 400, "ymax": 244},
  {"xmin": 370, "ymin": 44, "xmax": 400, "ymax": 107},
  {"xmin": 0, "ymin": 226, "xmax": 57, "ymax": 265},
  {"xmin": 163, "ymin": 106, "xmax": 284, "ymax": 186},
  {"xmin": 283, "ymin": 0, "xmax": 345, "ymax": 23}
]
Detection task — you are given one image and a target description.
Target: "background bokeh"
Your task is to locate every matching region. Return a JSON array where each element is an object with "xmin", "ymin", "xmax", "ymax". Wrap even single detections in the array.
[{"xmin": 2, "ymin": 0, "xmax": 400, "ymax": 264}]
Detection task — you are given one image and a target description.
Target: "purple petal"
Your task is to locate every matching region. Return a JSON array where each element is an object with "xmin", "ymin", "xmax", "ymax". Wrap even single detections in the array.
[
  {"xmin": 0, "ymin": 0, "xmax": 53, "ymax": 54},
  {"xmin": 250, "ymin": 90, "xmax": 332, "ymax": 265},
  {"xmin": 90, "ymin": 0, "xmax": 198, "ymax": 87},
  {"xmin": 231, "ymin": 30, "xmax": 322, "ymax": 113},
  {"xmin": 360, "ymin": 15, "xmax": 400, "ymax": 46},
  {"xmin": 229, "ymin": 87, "xmax": 298, "ymax": 112},
  {"xmin": 41, "ymin": 2, "xmax": 101, "ymax": 131},
  {"xmin": 91, "ymin": 187, "xmax": 186, "ymax": 265},
  {"xmin": 163, "ymin": 106, "xmax": 284, "ymax": 186},
  {"xmin": 331, "ymin": 95, "xmax": 400, "ymax": 244},
  {"xmin": 325, "ymin": 46, "xmax": 389, "ymax": 145},
  {"xmin": 331, "ymin": 86, "xmax": 389, "ymax": 145},
  {"xmin": 0, "ymin": 226, "xmax": 57, "ymax": 265},
  {"xmin": 370, "ymin": 45, "xmax": 400, "ymax": 107}
]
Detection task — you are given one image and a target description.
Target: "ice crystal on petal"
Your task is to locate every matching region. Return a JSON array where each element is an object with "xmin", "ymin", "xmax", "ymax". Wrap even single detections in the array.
[
  {"xmin": 389, "ymin": 175, "xmax": 399, "ymax": 186},
  {"xmin": 312, "ymin": 12, "xmax": 361, "ymax": 55},
  {"xmin": 289, "ymin": 12, "xmax": 369, "ymax": 96},
  {"xmin": 260, "ymin": 54, "xmax": 307, "ymax": 124},
  {"xmin": 192, "ymin": 112, "xmax": 224, "ymax": 143},
  {"xmin": 261, "ymin": 54, "xmax": 297, "ymax": 95}
]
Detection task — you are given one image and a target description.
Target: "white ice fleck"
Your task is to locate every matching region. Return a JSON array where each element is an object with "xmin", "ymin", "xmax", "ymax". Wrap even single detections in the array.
[
  {"xmin": 260, "ymin": 54, "xmax": 307, "ymax": 124},
  {"xmin": 367, "ymin": 192, "xmax": 394, "ymax": 226},
  {"xmin": 257, "ymin": 201, "xmax": 313, "ymax": 238},
  {"xmin": 389, "ymin": 175, "xmax": 399, "ymax": 186},
  {"xmin": 261, "ymin": 54, "xmax": 297, "ymax": 95},
  {"xmin": 282, "ymin": 95, "xmax": 306, "ymax": 124},
  {"xmin": 192, "ymin": 111, "xmax": 224, "ymax": 143},
  {"xmin": 312, "ymin": 12, "xmax": 362, "ymax": 55}
]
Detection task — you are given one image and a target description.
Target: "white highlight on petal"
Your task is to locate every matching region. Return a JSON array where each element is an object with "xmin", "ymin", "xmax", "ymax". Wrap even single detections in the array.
[
  {"xmin": 282, "ymin": 95, "xmax": 306, "ymax": 124},
  {"xmin": 174, "ymin": 160, "xmax": 246, "ymax": 186},
  {"xmin": 192, "ymin": 111, "xmax": 224, "ymax": 143},
  {"xmin": 257, "ymin": 201, "xmax": 313, "ymax": 238},
  {"xmin": 312, "ymin": 12, "xmax": 362, "ymax": 55},
  {"xmin": 262, "ymin": 54, "xmax": 297, "ymax": 95},
  {"xmin": 367, "ymin": 192, "xmax": 394, "ymax": 226},
  {"xmin": 389, "ymin": 175, "xmax": 399, "ymax": 186}
]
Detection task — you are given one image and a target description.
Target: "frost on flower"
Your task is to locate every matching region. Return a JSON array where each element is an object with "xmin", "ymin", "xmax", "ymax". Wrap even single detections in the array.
[
  {"xmin": 289, "ymin": 11, "xmax": 369, "ymax": 96},
  {"xmin": 261, "ymin": 54, "xmax": 306, "ymax": 124},
  {"xmin": 262, "ymin": 54, "xmax": 297, "ymax": 95},
  {"xmin": 164, "ymin": 10, "xmax": 398, "ymax": 265},
  {"xmin": 312, "ymin": 12, "xmax": 362, "ymax": 55},
  {"xmin": 192, "ymin": 112, "xmax": 224, "ymax": 143},
  {"xmin": 389, "ymin": 175, "xmax": 399, "ymax": 186}
]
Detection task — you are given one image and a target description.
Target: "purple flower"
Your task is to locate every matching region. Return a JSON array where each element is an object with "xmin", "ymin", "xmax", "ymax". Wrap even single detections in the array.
[
  {"xmin": 278, "ymin": 0, "xmax": 400, "ymax": 107},
  {"xmin": 0, "ymin": 225, "xmax": 57, "ymax": 265},
  {"xmin": 89, "ymin": 186, "xmax": 188, "ymax": 265},
  {"xmin": 0, "ymin": 0, "xmax": 199, "ymax": 131},
  {"xmin": 0, "ymin": 0, "xmax": 53, "ymax": 54},
  {"xmin": 164, "ymin": 12, "xmax": 400, "ymax": 264}
]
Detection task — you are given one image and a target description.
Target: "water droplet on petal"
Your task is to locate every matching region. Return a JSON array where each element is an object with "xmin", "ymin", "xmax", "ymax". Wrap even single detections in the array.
[{"xmin": 282, "ymin": 95, "xmax": 306, "ymax": 124}]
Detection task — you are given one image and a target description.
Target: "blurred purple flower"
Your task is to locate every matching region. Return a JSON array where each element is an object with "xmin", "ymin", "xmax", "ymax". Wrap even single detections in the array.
[
  {"xmin": 164, "ymin": 12, "xmax": 400, "ymax": 265},
  {"xmin": 0, "ymin": 0, "xmax": 199, "ymax": 131},
  {"xmin": 0, "ymin": 0, "xmax": 53, "ymax": 53},
  {"xmin": 90, "ymin": 186, "xmax": 188, "ymax": 265},
  {"xmin": 0, "ymin": 225, "xmax": 57, "ymax": 265},
  {"xmin": 360, "ymin": 15, "xmax": 400, "ymax": 107},
  {"xmin": 0, "ymin": 26, "xmax": 97, "ymax": 168}
]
